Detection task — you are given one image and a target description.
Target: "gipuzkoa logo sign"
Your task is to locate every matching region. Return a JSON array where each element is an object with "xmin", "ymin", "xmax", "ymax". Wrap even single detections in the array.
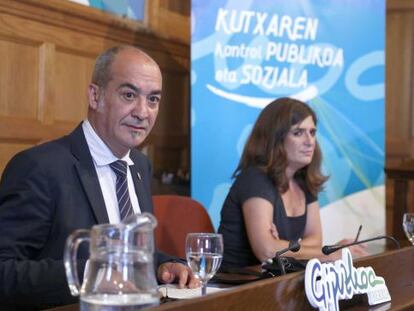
[{"xmin": 305, "ymin": 248, "xmax": 390, "ymax": 311}]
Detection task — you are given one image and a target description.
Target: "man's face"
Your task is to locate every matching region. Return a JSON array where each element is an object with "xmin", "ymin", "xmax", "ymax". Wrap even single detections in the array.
[{"xmin": 88, "ymin": 49, "xmax": 162, "ymax": 157}]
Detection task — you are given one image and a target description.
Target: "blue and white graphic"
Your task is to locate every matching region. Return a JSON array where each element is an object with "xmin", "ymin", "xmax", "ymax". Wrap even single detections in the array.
[{"xmin": 191, "ymin": 0, "xmax": 385, "ymax": 243}]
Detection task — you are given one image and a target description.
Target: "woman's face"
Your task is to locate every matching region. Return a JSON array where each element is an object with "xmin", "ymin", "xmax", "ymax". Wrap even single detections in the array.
[{"xmin": 283, "ymin": 115, "xmax": 316, "ymax": 172}]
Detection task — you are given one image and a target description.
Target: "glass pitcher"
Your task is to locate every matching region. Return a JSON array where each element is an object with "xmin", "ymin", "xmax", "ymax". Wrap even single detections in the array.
[{"xmin": 64, "ymin": 213, "xmax": 159, "ymax": 311}]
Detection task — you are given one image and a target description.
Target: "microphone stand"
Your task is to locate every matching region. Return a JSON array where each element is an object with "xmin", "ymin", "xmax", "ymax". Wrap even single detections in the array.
[
  {"xmin": 275, "ymin": 256, "xmax": 286, "ymax": 275},
  {"xmin": 273, "ymin": 240, "xmax": 301, "ymax": 275}
]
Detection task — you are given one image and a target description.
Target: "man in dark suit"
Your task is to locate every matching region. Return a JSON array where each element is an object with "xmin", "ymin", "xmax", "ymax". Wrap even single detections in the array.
[{"xmin": 0, "ymin": 45, "xmax": 197, "ymax": 310}]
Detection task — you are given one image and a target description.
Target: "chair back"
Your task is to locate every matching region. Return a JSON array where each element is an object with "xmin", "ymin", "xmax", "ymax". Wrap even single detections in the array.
[{"xmin": 152, "ymin": 195, "xmax": 215, "ymax": 258}]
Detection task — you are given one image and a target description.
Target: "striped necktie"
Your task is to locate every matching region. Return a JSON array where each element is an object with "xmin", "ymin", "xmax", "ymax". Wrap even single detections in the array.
[{"xmin": 109, "ymin": 160, "xmax": 134, "ymax": 221}]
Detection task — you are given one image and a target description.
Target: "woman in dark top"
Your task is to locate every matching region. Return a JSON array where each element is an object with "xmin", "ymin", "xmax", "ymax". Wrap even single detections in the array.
[{"xmin": 218, "ymin": 98, "xmax": 367, "ymax": 268}]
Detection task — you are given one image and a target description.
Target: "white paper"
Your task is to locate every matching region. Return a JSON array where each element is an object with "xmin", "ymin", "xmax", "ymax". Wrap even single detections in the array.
[{"xmin": 158, "ymin": 284, "xmax": 227, "ymax": 299}]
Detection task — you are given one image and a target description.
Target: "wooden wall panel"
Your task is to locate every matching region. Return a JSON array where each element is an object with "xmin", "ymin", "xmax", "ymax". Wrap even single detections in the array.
[
  {"xmin": 38, "ymin": 42, "xmax": 56, "ymax": 124},
  {"xmin": 147, "ymin": 0, "xmax": 190, "ymax": 44},
  {"xmin": 154, "ymin": 72, "xmax": 188, "ymax": 134},
  {"xmin": 386, "ymin": 1, "xmax": 414, "ymax": 160},
  {"xmin": 54, "ymin": 50, "xmax": 94, "ymax": 123},
  {"xmin": 149, "ymin": 71, "xmax": 189, "ymax": 173},
  {"xmin": 0, "ymin": 40, "xmax": 38, "ymax": 118},
  {"xmin": 385, "ymin": 0, "xmax": 414, "ymax": 235},
  {"xmin": 386, "ymin": 4, "xmax": 414, "ymax": 163}
]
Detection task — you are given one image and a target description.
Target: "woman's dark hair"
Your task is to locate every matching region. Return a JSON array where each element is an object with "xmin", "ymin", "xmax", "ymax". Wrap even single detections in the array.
[{"xmin": 234, "ymin": 97, "xmax": 328, "ymax": 196}]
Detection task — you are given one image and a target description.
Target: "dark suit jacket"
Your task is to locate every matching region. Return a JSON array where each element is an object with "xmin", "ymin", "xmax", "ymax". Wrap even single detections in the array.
[{"xmin": 0, "ymin": 124, "xmax": 169, "ymax": 310}]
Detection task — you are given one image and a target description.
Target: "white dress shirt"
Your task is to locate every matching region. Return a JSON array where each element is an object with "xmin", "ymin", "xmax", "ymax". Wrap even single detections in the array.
[{"xmin": 82, "ymin": 120, "xmax": 141, "ymax": 223}]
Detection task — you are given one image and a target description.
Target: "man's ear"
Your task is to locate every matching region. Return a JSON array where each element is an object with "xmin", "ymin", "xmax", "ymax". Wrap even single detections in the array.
[{"xmin": 88, "ymin": 84, "xmax": 101, "ymax": 110}]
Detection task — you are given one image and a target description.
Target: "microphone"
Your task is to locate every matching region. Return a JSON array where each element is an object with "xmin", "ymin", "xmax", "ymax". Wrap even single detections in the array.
[
  {"xmin": 321, "ymin": 235, "xmax": 400, "ymax": 255},
  {"xmin": 262, "ymin": 240, "xmax": 304, "ymax": 276},
  {"xmin": 276, "ymin": 240, "xmax": 301, "ymax": 257}
]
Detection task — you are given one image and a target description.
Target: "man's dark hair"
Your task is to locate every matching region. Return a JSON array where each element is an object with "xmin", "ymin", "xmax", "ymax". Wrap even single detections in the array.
[{"xmin": 91, "ymin": 45, "xmax": 151, "ymax": 87}]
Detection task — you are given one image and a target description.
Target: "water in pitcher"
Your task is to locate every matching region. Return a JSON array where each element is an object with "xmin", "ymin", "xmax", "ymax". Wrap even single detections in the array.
[
  {"xmin": 80, "ymin": 252, "xmax": 159, "ymax": 311},
  {"xmin": 64, "ymin": 213, "xmax": 160, "ymax": 310},
  {"xmin": 80, "ymin": 293, "xmax": 159, "ymax": 311}
]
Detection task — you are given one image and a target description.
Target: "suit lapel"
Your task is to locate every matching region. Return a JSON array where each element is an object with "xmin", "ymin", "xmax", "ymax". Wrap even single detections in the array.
[
  {"xmin": 130, "ymin": 164, "xmax": 151, "ymax": 214},
  {"xmin": 70, "ymin": 124, "xmax": 109, "ymax": 224}
]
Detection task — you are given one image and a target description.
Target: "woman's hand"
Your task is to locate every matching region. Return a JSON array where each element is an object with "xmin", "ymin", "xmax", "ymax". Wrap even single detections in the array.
[{"xmin": 270, "ymin": 223, "xmax": 279, "ymax": 240}]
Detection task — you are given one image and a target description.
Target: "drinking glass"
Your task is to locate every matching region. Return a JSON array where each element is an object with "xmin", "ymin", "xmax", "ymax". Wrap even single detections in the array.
[
  {"xmin": 185, "ymin": 233, "xmax": 223, "ymax": 296},
  {"xmin": 403, "ymin": 213, "xmax": 414, "ymax": 245}
]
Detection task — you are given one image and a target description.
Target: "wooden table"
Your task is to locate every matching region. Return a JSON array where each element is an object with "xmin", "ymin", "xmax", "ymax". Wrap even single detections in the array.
[{"xmin": 49, "ymin": 247, "xmax": 414, "ymax": 311}]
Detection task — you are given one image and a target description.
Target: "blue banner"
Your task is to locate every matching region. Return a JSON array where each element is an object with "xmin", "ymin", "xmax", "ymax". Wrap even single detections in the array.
[{"xmin": 191, "ymin": 0, "xmax": 385, "ymax": 243}]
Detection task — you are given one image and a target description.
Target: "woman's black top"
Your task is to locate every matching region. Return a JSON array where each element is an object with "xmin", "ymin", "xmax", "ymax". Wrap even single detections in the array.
[{"xmin": 218, "ymin": 166, "xmax": 317, "ymax": 268}]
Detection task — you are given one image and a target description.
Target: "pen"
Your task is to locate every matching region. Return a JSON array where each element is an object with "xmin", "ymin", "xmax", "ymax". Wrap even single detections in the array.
[{"xmin": 354, "ymin": 225, "xmax": 362, "ymax": 242}]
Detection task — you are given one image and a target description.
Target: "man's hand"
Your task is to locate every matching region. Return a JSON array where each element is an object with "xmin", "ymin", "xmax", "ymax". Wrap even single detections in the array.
[{"xmin": 158, "ymin": 262, "xmax": 200, "ymax": 289}]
